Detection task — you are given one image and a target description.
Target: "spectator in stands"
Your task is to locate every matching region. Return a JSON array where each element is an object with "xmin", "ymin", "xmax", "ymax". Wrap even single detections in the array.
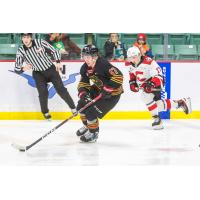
[
  {"xmin": 47, "ymin": 33, "xmax": 81, "ymax": 60},
  {"xmin": 134, "ymin": 33, "xmax": 154, "ymax": 58},
  {"xmin": 104, "ymin": 33, "xmax": 126, "ymax": 61}
]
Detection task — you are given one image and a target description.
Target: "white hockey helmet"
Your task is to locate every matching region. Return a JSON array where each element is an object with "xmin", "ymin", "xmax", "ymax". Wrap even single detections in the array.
[{"xmin": 127, "ymin": 46, "xmax": 141, "ymax": 58}]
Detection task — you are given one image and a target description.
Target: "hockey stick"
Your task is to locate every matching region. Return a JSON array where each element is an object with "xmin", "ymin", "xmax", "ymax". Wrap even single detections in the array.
[
  {"xmin": 11, "ymin": 94, "xmax": 102, "ymax": 152},
  {"xmin": 140, "ymin": 87, "xmax": 162, "ymax": 92},
  {"xmin": 150, "ymin": 88, "xmax": 162, "ymax": 92}
]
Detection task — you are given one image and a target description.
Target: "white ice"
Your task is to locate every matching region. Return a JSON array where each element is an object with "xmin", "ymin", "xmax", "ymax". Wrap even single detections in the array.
[{"xmin": 0, "ymin": 119, "xmax": 200, "ymax": 165}]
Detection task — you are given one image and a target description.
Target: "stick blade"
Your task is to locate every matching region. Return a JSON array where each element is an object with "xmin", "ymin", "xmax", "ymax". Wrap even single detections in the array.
[{"xmin": 11, "ymin": 143, "xmax": 26, "ymax": 152}]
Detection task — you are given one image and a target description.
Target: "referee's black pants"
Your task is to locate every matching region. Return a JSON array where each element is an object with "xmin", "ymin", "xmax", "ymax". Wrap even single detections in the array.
[{"xmin": 32, "ymin": 65, "xmax": 75, "ymax": 114}]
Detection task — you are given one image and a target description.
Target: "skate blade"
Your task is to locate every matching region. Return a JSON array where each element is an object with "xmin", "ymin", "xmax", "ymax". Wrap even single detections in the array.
[
  {"xmin": 185, "ymin": 97, "xmax": 192, "ymax": 114},
  {"xmin": 80, "ymin": 139, "xmax": 97, "ymax": 143},
  {"xmin": 152, "ymin": 124, "xmax": 164, "ymax": 130}
]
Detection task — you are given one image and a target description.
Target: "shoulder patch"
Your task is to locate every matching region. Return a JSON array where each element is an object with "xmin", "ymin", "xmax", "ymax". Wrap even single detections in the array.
[
  {"xmin": 142, "ymin": 56, "xmax": 153, "ymax": 65},
  {"xmin": 109, "ymin": 67, "xmax": 119, "ymax": 75}
]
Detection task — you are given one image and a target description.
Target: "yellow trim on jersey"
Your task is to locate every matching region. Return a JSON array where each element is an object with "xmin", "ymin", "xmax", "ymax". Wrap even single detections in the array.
[
  {"xmin": 110, "ymin": 76, "xmax": 123, "ymax": 84},
  {"xmin": 110, "ymin": 78, "xmax": 123, "ymax": 84},
  {"xmin": 77, "ymin": 82, "xmax": 91, "ymax": 90},
  {"xmin": 0, "ymin": 111, "xmax": 199, "ymax": 120}
]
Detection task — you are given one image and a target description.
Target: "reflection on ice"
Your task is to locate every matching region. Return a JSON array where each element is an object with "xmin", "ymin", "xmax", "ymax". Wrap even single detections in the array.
[{"xmin": 0, "ymin": 120, "xmax": 200, "ymax": 165}]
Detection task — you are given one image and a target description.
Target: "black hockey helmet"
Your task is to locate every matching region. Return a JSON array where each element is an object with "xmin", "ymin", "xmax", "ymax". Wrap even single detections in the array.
[
  {"xmin": 21, "ymin": 33, "xmax": 33, "ymax": 37},
  {"xmin": 82, "ymin": 45, "xmax": 99, "ymax": 56}
]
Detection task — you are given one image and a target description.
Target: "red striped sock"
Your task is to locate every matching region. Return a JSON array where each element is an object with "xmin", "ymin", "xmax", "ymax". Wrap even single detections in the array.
[{"xmin": 165, "ymin": 99, "xmax": 171, "ymax": 110}]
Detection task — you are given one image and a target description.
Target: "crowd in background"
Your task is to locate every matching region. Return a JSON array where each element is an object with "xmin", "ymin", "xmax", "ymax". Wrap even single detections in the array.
[
  {"xmin": 43, "ymin": 33, "xmax": 153, "ymax": 61},
  {"xmin": 0, "ymin": 33, "xmax": 153, "ymax": 61}
]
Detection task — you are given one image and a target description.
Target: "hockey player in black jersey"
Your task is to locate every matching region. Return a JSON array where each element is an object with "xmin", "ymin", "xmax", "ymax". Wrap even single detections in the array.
[{"xmin": 76, "ymin": 45, "xmax": 123, "ymax": 142}]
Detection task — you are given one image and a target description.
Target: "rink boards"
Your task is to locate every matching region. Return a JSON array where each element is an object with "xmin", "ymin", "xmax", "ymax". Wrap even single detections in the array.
[{"xmin": 0, "ymin": 60, "xmax": 199, "ymax": 119}]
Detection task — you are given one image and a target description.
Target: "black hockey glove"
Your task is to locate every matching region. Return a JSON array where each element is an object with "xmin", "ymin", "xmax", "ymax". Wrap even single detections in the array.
[
  {"xmin": 143, "ymin": 81, "xmax": 156, "ymax": 93},
  {"xmin": 78, "ymin": 91, "xmax": 92, "ymax": 103}
]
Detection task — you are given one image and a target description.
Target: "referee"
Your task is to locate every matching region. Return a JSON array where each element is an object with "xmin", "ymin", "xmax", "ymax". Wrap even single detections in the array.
[{"xmin": 14, "ymin": 33, "xmax": 77, "ymax": 119}]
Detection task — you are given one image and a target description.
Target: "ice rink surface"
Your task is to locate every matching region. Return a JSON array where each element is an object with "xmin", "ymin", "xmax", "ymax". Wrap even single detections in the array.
[{"xmin": 0, "ymin": 119, "xmax": 200, "ymax": 166}]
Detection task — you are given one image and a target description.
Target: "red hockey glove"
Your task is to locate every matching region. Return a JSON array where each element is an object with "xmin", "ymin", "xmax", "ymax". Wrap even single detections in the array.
[
  {"xmin": 151, "ymin": 76, "xmax": 163, "ymax": 87},
  {"xmin": 129, "ymin": 80, "xmax": 139, "ymax": 92},
  {"xmin": 143, "ymin": 76, "xmax": 163, "ymax": 93}
]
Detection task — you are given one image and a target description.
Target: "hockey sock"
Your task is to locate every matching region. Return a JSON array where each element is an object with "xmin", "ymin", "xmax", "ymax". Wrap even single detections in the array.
[
  {"xmin": 146, "ymin": 100, "xmax": 159, "ymax": 116},
  {"xmin": 80, "ymin": 113, "xmax": 87, "ymax": 126},
  {"xmin": 157, "ymin": 99, "xmax": 178, "ymax": 112},
  {"xmin": 87, "ymin": 119, "xmax": 99, "ymax": 133}
]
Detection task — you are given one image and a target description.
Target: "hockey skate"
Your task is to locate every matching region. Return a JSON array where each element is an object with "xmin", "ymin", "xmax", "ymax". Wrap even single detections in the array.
[
  {"xmin": 43, "ymin": 112, "xmax": 52, "ymax": 121},
  {"xmin": 80, "ymin": 130, "xmax": 99, "ymax": 143},
  {"xmin": 76, "ymin": 126, "xmax": 88, "ymax": 136},
  {"xmin": 177, "ymin": 97, "xmax": 192, "ymax": 114},
  {"xmin": 152, "ymin": 115, "xmax": 164, "ymax": 130}
]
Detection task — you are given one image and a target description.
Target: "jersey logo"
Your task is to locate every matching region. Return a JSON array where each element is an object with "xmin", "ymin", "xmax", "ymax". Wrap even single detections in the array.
[
  {"xmin": 135, "ymin": 71, "xmax": 146, "ymax": 82},
  {"xmin": 89, "ymin": 75, "xmax": 103, "ymax": 89}
]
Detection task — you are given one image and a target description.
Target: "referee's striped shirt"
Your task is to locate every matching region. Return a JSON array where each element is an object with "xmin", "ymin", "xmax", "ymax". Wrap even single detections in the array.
[{"xmin": 15, "ymin": 39, "xmax": 61, "ymax": 73}]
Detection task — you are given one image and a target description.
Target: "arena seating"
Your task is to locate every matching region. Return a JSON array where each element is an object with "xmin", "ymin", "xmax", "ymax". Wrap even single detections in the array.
[
  {"xmin": 0, "ymin": 33, "xmax": 200, "ymax": 60},
  {"xmin": 151, "ymin": 44, "xmax": 175, "ymax": 60}
]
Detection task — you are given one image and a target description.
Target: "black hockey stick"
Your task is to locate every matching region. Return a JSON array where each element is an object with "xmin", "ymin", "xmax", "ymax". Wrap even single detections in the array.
[
  {"xmin": 140, "ymin": 87, "xmax": 162, "ymax": 92},
  {"xmin": 149, "ymin": 88, "xmax": 162, "ymax": 92},
  {"xmin": 11, "ymin": 94, "xmax": 102, "ymax": 152}
]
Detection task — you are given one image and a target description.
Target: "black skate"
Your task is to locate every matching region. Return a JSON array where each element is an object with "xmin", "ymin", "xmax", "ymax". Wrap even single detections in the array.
[
  {"xmin": 152, "ymin": 115, "xmax": 164, "ymax": 130},
  {"xmin": 80, "ymin": 130, "xmax": 99, "ymax": 143},
  {"xmin": 76, "ymin": 126, "xmax": 88, "ymax": 136},
  {"xmin": 177, "ymin": 97, "xmax": 192, "ymax": 114},
  {"xmin": 43, "ymin": 113, "xmax": 52, "ymax": 121}
]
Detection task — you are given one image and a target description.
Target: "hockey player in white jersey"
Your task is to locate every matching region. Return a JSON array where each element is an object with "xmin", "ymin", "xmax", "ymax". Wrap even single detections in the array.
[{"xmin": 126, "ymin": 46, "xmax": 192, "ymax": 130}]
